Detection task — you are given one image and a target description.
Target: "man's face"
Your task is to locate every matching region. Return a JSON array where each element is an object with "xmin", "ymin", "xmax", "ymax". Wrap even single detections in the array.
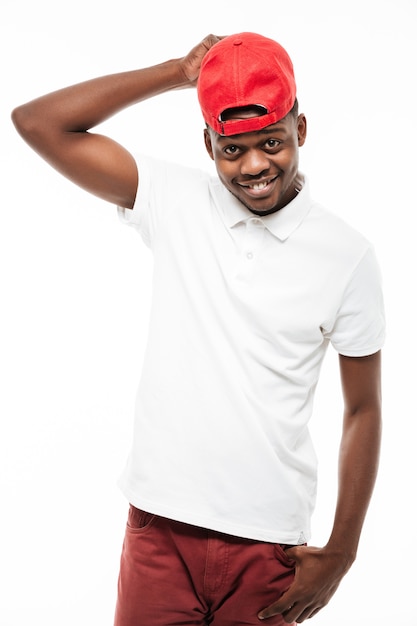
[{"xmin": 204, "ymin": 111, "xmax": 307, "ymax": 216}]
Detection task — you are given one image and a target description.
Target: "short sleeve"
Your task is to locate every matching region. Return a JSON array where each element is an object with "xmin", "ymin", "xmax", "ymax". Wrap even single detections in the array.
[
  {"xmin": 117, "ymin": 154, "xmax": 211, "ymax": 249},
  {"xmin": 117, "ymin": 155, "xmax": 153, "ymax": 247},
  {"xmin": 325, "ymin": 246, "xmax": 386, "ymax": 357}
]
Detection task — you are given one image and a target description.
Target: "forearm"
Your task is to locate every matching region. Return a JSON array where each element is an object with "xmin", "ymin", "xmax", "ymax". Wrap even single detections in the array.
[
  {"xmin": 258, "ymin": 404, "xmax": 382, "ymax": 623},
  {"xmin": 12, "ymin": 59, "xmax": 188, "ymax": 142},
  {"xmin": 326, "ymin": 404, "xmax": 382, "ymax": 567}
]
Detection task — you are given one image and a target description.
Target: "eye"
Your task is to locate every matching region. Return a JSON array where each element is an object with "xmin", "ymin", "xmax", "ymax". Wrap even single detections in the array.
[
  {"xmin": 224, "ymin": 144, "xmax": 241, "ymax": 156},
  {"xmin": 264, "ymin": 138, "xmax": 282, "ymax": 150}
]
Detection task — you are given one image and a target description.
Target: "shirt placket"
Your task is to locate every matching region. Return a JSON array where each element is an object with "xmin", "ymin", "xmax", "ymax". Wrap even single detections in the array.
[{"xmin": 235, "ymin": 217, "xmax": 266, "ymax": 279}]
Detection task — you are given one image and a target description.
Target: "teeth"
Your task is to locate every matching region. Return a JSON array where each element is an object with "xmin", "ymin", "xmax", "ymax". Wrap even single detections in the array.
[{"xmin": 249, "ymin": 181, "xmax": 268, "ymax": 190}]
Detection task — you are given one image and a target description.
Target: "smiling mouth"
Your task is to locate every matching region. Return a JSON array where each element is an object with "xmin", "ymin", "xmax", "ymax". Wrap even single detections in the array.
[{"xmin": 238, "ymin": 176, "xmax": 278, "ymax": 194}]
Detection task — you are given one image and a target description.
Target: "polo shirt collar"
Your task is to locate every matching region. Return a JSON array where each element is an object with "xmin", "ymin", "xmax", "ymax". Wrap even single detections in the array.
[{"xmin": 215, "ymin": 175, "xmax": 312, "ymax": 242}]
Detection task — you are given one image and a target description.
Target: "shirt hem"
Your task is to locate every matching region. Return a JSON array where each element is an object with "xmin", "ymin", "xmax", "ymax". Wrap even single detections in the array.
[{"xmin": 118, "ymin": 481, "xmax": 310, "ymax": 545}]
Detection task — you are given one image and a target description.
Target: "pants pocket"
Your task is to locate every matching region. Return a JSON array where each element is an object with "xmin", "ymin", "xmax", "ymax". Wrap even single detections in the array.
[
  {"xmin": 127, "ymin": 504, "xmax": 157, "ymax": 533},
  {"xmin": 274, "ymin": 543, "xmax": 297, "ymax": 567}
]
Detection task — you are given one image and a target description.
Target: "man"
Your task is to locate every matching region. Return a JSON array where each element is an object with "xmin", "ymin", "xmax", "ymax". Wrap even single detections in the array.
[{"xmin": 12, "ymin": 32, "xmax": 385, "ymax": 625}]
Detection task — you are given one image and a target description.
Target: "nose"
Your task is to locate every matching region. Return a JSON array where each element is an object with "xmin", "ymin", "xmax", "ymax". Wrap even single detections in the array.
[{"xmin": 240, "ymin": 149, "xmax": 270, "ymax": 176}]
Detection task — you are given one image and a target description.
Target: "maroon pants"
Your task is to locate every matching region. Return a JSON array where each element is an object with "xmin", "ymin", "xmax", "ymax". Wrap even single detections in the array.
[{"xmin": 114, "ymin": 505, "xmax": 296, "ymax": 626}]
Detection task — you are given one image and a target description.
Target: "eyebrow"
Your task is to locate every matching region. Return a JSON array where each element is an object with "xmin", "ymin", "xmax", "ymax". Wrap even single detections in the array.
[{"xmin": 258, "ymin": 125, "xmax": 286, "ymax": 135}]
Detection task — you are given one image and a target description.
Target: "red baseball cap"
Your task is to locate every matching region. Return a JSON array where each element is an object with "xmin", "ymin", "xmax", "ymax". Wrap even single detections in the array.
[{"xmin": 197, "ymin": 32, "xmax": 296, "ymax": 136}]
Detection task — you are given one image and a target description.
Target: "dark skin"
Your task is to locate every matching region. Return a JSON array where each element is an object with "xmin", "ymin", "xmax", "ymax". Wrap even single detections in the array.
[
  {"xmin": 259, "ymin": 351, "xmax": 382, "ymax": 622},
  {"xmin": 204, "ymin": 112, "xmax": 306, "ymax": 216},
  {"xmin": 12, "ymin": 35, "xmax": 382, "ymax": 623}
]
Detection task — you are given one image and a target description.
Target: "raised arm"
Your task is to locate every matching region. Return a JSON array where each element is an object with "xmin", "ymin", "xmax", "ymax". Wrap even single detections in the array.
[
  {"xmin": 259, "ymin": 350, "xmax": 382, "ymax": 623},
  {"xmin": 11, "ymin": 35, "xmax": 221, "ymax": 209}
]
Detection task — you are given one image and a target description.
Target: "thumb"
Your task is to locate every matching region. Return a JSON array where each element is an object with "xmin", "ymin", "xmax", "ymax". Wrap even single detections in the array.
[{"xmin": 258, "ymin": 592, "xmax": 295, "ymax": 620}]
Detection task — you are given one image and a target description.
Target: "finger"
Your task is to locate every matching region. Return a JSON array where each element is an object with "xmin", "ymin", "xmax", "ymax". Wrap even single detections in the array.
[
  {"xmin": 258, "ymin": 600, "xmax": 295, "ymax": 621},
  {"xmin": 201, "ymin": 34, "xmax": 223, "ymax": 51}
]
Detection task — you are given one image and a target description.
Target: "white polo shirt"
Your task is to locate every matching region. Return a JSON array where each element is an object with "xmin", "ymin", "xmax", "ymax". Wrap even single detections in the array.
[{"xmin": 117, "ymin": 154, "xmax": 385, "ymax": 544}]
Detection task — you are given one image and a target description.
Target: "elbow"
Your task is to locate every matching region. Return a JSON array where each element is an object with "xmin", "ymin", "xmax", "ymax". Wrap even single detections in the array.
[
  {"xmin": 11, "ymin": 103, "xmax": 39, "ymax": 143},
  {"xmin": 11, "ymin": 101, "xmax": 52, "ymax": 153}
]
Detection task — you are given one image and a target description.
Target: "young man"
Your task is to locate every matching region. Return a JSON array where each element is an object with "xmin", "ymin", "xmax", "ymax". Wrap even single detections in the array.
[{"xmin": 12, "ymin": 33, "xmax": 385, "ymax": 625}]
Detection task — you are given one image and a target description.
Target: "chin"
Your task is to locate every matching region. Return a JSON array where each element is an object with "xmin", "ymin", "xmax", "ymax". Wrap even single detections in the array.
[
  {"xmin": 248, "ymin": 205, "xmax": 282, "ymax": 216},
  {"xmin": 239, "ymin": 196, "xmax": 282, "ymax": 216}
]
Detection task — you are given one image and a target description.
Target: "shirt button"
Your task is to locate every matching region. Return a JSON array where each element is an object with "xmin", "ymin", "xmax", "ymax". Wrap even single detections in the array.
[{"xmin": 246, "ymin": 251, "xmax": 254, "ymax": 260}]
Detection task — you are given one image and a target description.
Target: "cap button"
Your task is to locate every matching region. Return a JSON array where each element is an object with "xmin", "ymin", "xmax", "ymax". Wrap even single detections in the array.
[{"xmin": 233, "ymin": 38, "xmax": 243, "ymax": 46}]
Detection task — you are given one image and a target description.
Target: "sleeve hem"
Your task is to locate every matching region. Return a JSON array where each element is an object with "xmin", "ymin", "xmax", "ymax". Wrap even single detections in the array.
[{"xmin": 335, "ymin": 341, "xmax": 385, "ymax": 358}]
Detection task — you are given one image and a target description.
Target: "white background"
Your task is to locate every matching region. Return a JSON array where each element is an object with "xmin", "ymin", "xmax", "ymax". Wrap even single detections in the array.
[{"xmin": 1, "ymin": 0, "xmax": 415, "ymax": 624}]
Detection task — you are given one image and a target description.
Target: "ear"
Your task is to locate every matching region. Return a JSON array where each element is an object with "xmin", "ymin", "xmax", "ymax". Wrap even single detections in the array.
[
  {"xmin": 204, "ymin": 128, "xmax": 215, "ymax": 160},
  {"xmin": 297, "ymin": 114, "xmax": 307, "ymax": 147}
]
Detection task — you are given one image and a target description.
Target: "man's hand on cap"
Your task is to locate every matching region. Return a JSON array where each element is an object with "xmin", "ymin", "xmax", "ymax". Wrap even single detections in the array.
[{"xmin": 179, "ymin": 34, "xmax": 224, "ymax": 86}]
